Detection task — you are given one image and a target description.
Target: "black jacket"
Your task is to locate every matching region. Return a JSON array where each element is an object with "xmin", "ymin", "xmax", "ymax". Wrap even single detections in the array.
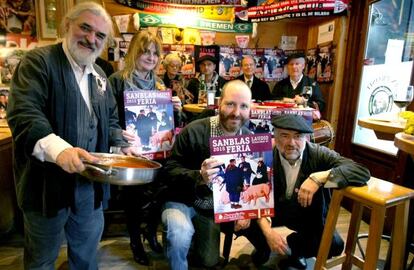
[
  {"xmin": 236, "ymin": 75, "xmax": 271, "ymax": 102},
  {"xmin": 272, "ymin": 75, "xmax": 325, "ymax": 111}
]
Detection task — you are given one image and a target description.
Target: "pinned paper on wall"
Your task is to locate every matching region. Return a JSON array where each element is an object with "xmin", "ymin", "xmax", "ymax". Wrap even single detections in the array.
[
  {"xmin": 113, "ymin": 14, "xmax": 130, "ymax": 33},
  {"xmin": 317, "ymin": 21, "xmax": 335, "ymax": 44},
  {"xmin": 183, "ymin": 28, "xmax": 201, "ymax": 45},
  {"xmin": 160, "ymin": 28, "xmax": 174, "ymax": 44},
  {"xmin": 280, "ymin": 36, "xmax": 297, "ymax": 50},
  {"xmin": 200, "ymin": 31, "xmax": 216, "ymax": 46}
]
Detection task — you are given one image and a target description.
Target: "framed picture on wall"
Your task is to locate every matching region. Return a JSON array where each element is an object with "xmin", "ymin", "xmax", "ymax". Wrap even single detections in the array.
[{"xmin": 37, "ymin": 0, "xmax": 57, "ymax": 39}]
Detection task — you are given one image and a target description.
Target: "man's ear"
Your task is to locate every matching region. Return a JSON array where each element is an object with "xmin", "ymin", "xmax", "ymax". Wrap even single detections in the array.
[{"xmin": 64, "ymin": 20, "xmax": 70, "ymax": 32}]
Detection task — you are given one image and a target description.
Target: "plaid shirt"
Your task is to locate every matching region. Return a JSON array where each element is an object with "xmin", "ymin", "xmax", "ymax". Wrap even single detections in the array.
[{"xmin": 193, "ymin": 115, "xmax": 241, "ymax": 210}]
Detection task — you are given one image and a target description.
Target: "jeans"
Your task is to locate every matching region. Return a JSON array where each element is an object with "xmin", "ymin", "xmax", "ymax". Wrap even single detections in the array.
[
  {"xmin": 23, "ymin": 179, "xmax": 104, "ymax": 270},
  {"xmin": 162, "ymin": 201, "xmax": 220, "ymax": 270}
]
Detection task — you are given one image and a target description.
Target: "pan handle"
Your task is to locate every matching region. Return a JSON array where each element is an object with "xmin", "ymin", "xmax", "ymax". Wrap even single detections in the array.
[{"xmin": 84, "ymin": 164, "xmax": 114, "ymax": 176}]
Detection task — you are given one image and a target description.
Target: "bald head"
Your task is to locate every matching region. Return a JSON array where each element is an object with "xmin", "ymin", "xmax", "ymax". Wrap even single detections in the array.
[
  {"xmin": 220, "ymin": 80, "xmax": 252, "ymax": 101},
  {"xmin": 218, "ymin": 80, "xmax": 251, "ymax": 135}
]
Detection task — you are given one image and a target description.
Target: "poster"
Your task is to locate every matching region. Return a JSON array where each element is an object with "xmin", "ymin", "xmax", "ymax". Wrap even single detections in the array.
[
  {"xmin": 210, "ymin": 133, "xmax": 274, "ymax": 223},
  {"xmin": 124, "ymin": 90, "xmax": 175, "ymax": 160}
]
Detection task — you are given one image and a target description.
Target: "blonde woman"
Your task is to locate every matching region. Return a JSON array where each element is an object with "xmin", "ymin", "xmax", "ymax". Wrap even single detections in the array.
[{"xmin": 109, "ymin": 29, "xmax": 180, "ymax": 265}]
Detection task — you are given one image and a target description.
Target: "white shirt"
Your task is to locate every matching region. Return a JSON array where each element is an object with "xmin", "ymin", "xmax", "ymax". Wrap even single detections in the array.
[
  {"xmin": 32, "ymin": 40, "xmax": 100, "ymax": 163},
  {"xmin": 279, "ymin": 152, "xmax": 303, "ymax": 198},
  {"xmin": 290, "ymin": 74, "xmax": 303, "ymax": 90}
]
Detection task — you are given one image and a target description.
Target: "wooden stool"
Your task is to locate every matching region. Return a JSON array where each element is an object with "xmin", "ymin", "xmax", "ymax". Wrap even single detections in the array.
[{"xmin": 315, "ymin": 177, "xmax": 414, "ymax": 270}]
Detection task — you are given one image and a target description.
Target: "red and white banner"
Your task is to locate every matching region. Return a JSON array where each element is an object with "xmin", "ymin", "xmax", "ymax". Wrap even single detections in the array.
[
  {"xmin": 248, "ymin": 0, "xmax": 349, "ymax": 22},
  {"xmin": 115, "ymin": 0, "xmax": 243, "ymax": 7}
]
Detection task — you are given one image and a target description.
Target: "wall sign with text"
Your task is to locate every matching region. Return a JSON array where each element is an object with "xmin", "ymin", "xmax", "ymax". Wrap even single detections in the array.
[{"xmin": 248, "ymin": 0, "xmax": 349, "ymax": 23}]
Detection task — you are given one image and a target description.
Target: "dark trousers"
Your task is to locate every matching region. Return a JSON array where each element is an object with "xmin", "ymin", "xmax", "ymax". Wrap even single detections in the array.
[{"xmin": 121, "ymin": 183, "xmax": 163, "ymax": 245}]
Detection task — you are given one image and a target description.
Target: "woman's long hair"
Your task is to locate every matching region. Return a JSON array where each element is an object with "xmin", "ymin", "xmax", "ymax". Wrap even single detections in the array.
[{"xmin": 121, "ymin": 29, "xmax": 162, "ymax": 80}]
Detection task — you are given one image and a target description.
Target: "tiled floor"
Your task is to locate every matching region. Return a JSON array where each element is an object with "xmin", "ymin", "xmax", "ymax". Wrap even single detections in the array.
[{"xmin": 0, "ymin": 208, "xmax": 410, "ymax": 269}]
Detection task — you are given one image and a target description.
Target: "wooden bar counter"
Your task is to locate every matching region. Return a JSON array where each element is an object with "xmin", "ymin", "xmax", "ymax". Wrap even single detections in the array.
[{"xmin": 0, "ymin": 120, "xmax": 17, "ymax": 234}]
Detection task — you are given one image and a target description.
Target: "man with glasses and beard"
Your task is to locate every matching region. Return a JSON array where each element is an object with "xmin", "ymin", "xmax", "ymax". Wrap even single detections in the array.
[
  {"xmin": 162, "ymin": 80, "xmax": 270, "ymax": 269},
  {"xmin": 7, "ymin": 2, "xmax": 133, "ymax": 269}
]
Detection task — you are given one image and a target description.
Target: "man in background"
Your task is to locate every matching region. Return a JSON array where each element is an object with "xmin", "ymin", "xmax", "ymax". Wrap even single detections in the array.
[
  {"xmin": 236, "ymin": 55, "xmax": 272, "ymax": 102},
  {"xmin": 186, "ymin": 54, "xmax": 227, "ymax": 103},
  {"xmin": 272, "ymin": 53, "xmax": 325, "ymax": 114}
]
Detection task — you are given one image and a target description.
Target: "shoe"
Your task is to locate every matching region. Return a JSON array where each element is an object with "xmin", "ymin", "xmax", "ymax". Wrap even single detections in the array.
[
  {"xmin": 130, "ymin": 242, "xmax": 149, "ymax": 265},
  {"xmin": 143, "ymin": 232, "xmax": 163, "ymax": 253},
  {"xmin": 233, "ymin": 204, "xmax": 242, "ymax": 209},
  {"xmin": 251, "ymin": 248, "xmax": 270, "ymax": 266},
  {"xmin": 278, "ymin": 256, "xmax": 307, "ymax": 269}
]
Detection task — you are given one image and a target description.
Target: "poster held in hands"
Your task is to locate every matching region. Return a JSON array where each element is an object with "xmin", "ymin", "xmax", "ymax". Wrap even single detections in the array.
[
  {"xmin": 210, "ymin": 133, "xmax": 274, "ymax": 223},
  {"xmin": 124, "ymin": 90, "xmax": 175, "ymax": 160}
]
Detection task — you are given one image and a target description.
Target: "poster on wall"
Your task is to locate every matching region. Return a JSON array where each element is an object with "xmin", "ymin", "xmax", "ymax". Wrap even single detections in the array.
[
  {"xmin": 218, "ymin": 47, "xmax": 288, "ymax": 82},
  {"xmin": 316, "ymin": 43, "xmax": 334, "ymax": 83},
  {"xmin": 219, "ymin": 47, "xmax": 242, "ymax": 80},
  {"xmin": 352, "ymin": 62, "xmax": 413, "ymax": 155},
  {"xmin": 305, "ymin": 48, "xmax": 318, "ymax": 80},
  {"xmin": 249, "ymin": 0, "xmax": 349, "ymax": 23}
]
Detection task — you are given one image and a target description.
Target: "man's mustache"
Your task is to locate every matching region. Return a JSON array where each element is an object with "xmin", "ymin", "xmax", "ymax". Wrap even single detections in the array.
[{"xmin": 79, "ymin": 40, "xmax": 96, "ymax": 51}]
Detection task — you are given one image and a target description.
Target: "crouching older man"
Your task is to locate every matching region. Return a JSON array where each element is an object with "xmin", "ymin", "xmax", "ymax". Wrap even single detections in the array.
[{"xmin": 253, "ymin": 114, "xmax": 370, "ymax": 269}]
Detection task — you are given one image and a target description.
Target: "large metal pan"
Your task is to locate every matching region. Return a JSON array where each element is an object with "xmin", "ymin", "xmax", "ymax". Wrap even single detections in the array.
[{"xmin": 80, "ymin": 153, "xmax": 162, "ymax": 185}]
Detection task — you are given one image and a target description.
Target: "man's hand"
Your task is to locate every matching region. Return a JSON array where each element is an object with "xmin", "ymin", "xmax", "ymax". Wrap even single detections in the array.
[
  {"xmin": 264, "ymin": 229, "xmax": 289, "ymax": 255},
  {"xmin": 234, "ymin": 219, "xmax": 251, "ymax": 231},
  {"xmin": 295, "ymin": 179, "xmax": 320, "ymax": 207},
  {"xmin": 56, "ymin": 147, "xmax": 98, "ymax": 174},
  {"xmin": 122, "ymin": 129, "xmax": 137, "ymax": 143},
  {"xmin": 200, "ymin": 158, "xmax": 224, "ymax": 185},
  {"xmin": 293, "ymin": 94, "xmax": 306, "ymax": 105},
  {"xmin": 312, "ymin": 101, "xmax": 321, "ymax": 120},
  {"xmin": 121, "ymin": 146, "xmax": 141, "ymax": 156},
  {"xmin": 172, "ymin": 96, "xmax": 182, "ymax": 111}
]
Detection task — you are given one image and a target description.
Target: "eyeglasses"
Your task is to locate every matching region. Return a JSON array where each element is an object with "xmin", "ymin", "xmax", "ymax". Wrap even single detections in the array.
[
  {"xmin": 77, "ymin": 23, "xmax": 107, "ymax": 40},
  {"xmin": 168, "ymin": 64, "xmax": 181, "ymax": 69}
]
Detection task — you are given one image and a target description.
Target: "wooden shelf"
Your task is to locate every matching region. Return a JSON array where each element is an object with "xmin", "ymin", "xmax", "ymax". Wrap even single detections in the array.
[
  {"xmin": 394, "ymin": 132, "xmax": 414, "ymax": 155},
  {"xmin": 357, "ymin": 115, "xmax": 404, "ymax": 141}
]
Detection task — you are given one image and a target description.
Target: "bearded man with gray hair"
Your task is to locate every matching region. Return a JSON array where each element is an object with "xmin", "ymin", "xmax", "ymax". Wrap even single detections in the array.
[{"xmin": 7, "ymin": 2, "xmax": 133, "ymax": 269}]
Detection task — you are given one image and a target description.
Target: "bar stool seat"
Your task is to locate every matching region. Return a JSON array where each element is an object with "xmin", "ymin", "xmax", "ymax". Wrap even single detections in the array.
[{"xmin": 315, "ymin": 177, "xmax": 414, "ymax": 270}]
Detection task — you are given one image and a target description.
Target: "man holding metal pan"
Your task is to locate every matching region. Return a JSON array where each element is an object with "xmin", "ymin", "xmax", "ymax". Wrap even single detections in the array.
[{"xmin": 7, "ymin": 2, "xmax": 134, "ymax": 269}]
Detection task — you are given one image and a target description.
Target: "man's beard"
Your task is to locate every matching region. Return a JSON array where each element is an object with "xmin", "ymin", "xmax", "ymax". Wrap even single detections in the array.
[
  {"xmin": 68, "ymin": 38, "xmax": 102, "ymax": 66},
  {"xmin": 219, "ymin": 111, "xmax": 248, "ymax": 133}
]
